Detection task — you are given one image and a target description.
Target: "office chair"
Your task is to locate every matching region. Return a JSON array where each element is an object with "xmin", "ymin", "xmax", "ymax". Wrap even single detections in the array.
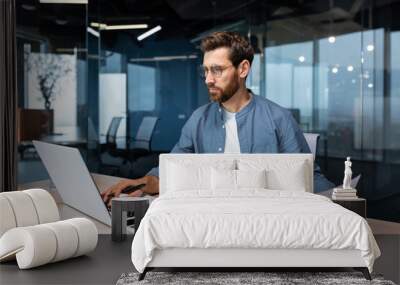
[
  {"xmin": 98, "ymin": 117, "xmax": 124, "ymax": 175},
  {"xmin": 105, "ymin": 117, "xmax": 123, "ymax": 149},
  {"xmin": 123, "ymin": 116, "xmax": 159, "ymax": 173}
]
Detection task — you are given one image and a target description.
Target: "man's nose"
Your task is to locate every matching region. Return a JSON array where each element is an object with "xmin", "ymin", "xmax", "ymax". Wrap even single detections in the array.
[{"xmin": 205, "ymin": 72, "xmax": 215, "ymax": 85}]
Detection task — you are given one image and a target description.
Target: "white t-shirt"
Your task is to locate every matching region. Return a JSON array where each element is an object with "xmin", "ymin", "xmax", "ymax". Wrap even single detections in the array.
[{"xmin": 223, "ymin": 109, "xmax": 241, "ymax": 153}]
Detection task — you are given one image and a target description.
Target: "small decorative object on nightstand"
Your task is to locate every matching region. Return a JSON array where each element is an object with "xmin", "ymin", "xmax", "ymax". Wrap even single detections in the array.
[
  {"xmin": 332, "ymin": 157, "xmax": 358, "ymax": 200},
  {"xmin": 331, "ymin": 157, "xmax": 366, "ymax": 217}
]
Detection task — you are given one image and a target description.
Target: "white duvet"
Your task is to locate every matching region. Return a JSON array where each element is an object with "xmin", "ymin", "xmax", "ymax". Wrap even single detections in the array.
[{"xmin": 131, "ymin": 190, "xmax": 380, "ymax": 273}]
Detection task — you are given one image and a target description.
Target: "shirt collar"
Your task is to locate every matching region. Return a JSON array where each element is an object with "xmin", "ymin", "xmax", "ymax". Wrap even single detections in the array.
[
  {"xmin": 234, "ymin": 89, "xmax": 255, "ymax": 119},
  {"xmin": 222, "ymin": 108, "xmax": 236, "ymax": 120},
  {"xmin": 214, "ymin": 89, "xmax": 255, "ymax": 120}
]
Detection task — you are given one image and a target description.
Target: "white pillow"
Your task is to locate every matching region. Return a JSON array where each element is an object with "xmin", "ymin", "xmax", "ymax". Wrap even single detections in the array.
[
  {"xmin": 238, "ymin": 159, "xmax": 308, "ymax": 192},
  {"xmin": 211, "ymin": 168, "xmax": 236, "ymax": 190},
  {"xmin": 167, "ymin": 162, "xmax": 211, "ymax": 191},
  {"xmin": 211, "ymin": 169, "xmax": 267, "ymax": 190},
  {"xmin": 166, "ymin": 159, "xmax": 235, "ymax": 192},
  {"xmin": 237, "ymin": 169, "xmax": 267, "ymax": 188},
  {"xmin": 265, "ymin": 161, "xmax": 307, "ymax": 191}
]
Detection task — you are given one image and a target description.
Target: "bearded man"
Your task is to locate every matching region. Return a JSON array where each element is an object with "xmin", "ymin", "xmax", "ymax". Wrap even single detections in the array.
[{"xmin": 102, "ymin": 31, "xmax": 334, "ymax": 206}]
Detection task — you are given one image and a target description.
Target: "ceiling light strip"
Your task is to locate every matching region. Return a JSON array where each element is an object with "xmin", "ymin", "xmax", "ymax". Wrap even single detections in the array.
[
  {"xmin": 87, "ymin": 27, "xmax": 99, "ymax": 37},
  {"xmin": 130, "ymin": 54, "xmax": 198, "ymax": 62},
  {"xmin": 137, "ymin": 25, "xmax": 162, "ymax": 41},
  {"xmin": 39, "ymin": 0, "xmax": 88, "ymax": 4},
  {"xmin": 105, "ymin": 24, "xmax": 148, "ymax": 30}
]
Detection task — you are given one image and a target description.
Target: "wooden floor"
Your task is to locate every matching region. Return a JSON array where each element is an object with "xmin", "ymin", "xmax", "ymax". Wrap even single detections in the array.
[{"xmin": 368, "ymin": 218, "xmax": 400, "ymax": 235}]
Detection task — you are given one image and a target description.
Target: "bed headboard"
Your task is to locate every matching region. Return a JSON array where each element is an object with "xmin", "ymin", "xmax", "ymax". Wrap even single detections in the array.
[{"xmin": 159, "ymin": 153, "xmax": 314, "ymax": 195}]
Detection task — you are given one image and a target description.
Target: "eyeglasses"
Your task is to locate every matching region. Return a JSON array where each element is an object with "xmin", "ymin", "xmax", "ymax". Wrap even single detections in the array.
[{"xmin": 199, "ymin": 64, "xmax": 234, "ymax": 79}]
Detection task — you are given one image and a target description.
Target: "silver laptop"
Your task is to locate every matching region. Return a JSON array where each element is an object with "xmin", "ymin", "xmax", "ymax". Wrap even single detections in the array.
[{"xmin": 33, "ymin": 140, "xmax": 111, "ymax": 226}]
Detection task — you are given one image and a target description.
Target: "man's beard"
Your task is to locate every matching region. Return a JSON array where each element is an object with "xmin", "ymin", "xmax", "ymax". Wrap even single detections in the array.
[{"xmin": 208, "ymin": 78, "xmax": 240, "ymax": 103}]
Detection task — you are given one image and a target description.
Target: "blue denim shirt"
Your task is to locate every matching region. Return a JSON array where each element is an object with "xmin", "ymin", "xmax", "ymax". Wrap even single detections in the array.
[{"xmin": 148, "ymin": 94, "xmax": 334, "ymax": 192}]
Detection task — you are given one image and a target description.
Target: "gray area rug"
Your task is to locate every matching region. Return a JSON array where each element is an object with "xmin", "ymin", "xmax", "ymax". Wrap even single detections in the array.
[{"xmin": 116, "ymin": 272, "xmax": 396, "ymax": 285}]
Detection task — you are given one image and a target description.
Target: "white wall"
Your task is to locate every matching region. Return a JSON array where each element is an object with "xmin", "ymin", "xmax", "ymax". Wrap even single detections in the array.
[{"xmin": 99, "ymin": 73, "xmax": 127, "ymax": 148}]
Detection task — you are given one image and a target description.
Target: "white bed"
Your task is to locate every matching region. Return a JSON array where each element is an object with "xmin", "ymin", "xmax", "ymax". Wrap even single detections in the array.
[{"xmin": 131, "ymin": 154, "xmax": 380, "ymax": 280}]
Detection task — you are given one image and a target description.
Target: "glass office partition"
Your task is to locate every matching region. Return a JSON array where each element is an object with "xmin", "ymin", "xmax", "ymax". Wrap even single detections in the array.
[
  {"xmin": 261, "ymin": 4, "xmax": 399, "ymax": 221},
  {"xmin": 389, "ymin": 32, "xmax": 400, "ymax": 161},
  {"xmin": 16, "ymin": 1, "xmax": 88, "ymax": 185},
  {"xmin": 14, "ymin": 0, "xmax": 400, "ymax": 222},
  {"xmin": 87, "ymin": 0, "xmax": 204, "ymax": 178},
  {"xmin": 265, "ymin": 42, "xmax": 314, "ymax": 130},
  {"xmin": 84, "ymin": 0, "xmax": 400, "ymax": 222}
]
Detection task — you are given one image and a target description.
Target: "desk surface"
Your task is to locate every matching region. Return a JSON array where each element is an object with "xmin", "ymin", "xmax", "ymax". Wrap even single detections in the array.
[
  {"xmin": 41, "ymin": 126, "xmax": 87, "ymax": 145},
  {"xmin": 0, "ymin": 235, "xmax": 133, "ymax": 285}
]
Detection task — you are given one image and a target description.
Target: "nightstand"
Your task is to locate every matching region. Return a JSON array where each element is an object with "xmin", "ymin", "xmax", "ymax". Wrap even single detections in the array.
[
  {"xmin": 111, "ymin": 197, "xmax": 150, "ymax": 242},
  {"xmin": 332, "ymin": 198, "xmax": 366, "ymax": 218}
]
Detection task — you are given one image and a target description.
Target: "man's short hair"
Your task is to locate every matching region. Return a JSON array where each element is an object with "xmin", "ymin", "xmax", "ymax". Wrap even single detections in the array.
[{"xmin": 200, "ymin": 31, "xmax": 254, "ymax": 67}]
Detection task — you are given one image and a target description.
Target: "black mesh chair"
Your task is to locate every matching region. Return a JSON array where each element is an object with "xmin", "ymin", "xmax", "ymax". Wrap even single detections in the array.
[
  {"xmin": 98, "ymin": 117, "xmax": 124, "ymax": 174},
  {"xmin": 106, "ymin": 117, "xmax": 123, "ymax": 148},
  {"xmin": 123, "ymin": 116, "xmax": 159, "ymax": 173}
]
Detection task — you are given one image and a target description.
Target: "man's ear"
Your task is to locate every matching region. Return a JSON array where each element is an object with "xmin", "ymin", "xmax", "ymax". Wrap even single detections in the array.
[{"xmin": 238, "ymin": 60, "xmax": 251, "ymax": 79}]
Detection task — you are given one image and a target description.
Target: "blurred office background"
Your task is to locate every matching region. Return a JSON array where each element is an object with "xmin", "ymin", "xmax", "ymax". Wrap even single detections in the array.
[{"xmin": 15, "ymin": 0, "xmax": 400, "ymax": 223}]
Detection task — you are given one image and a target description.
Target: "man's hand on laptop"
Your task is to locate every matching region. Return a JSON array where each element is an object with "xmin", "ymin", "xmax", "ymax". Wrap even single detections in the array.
[{"xmin": 101, "ymin": 175, "xmax": 159, "ymax": 208}]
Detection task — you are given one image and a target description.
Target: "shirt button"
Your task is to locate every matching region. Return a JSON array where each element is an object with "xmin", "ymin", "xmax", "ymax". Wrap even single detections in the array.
[
  {"xmin": 218, "ymin": 147, "xmax": 222, "ymax": 152},
  {"xmin": 222, "ymin": 125, "xmax": 225, "ymax": 129}
]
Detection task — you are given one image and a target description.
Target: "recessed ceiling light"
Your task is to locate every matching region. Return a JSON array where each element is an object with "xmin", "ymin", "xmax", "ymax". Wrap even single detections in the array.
[
  {"xmin": 332, "ymin": 67, "xmax": 338, "ymax": 74},
  {"xmin": 347, "ymin": 65, "xmax": 354, "ymax": 72},
  {"xmin": 328, "ymin": 36, "xmax": 336, "ymax": 43},
  {"xmin": 55, "ymin": 19, "xmax": 68, "ymax": 25},
  {"xmin": 367, "ymin": 45, "xmax": 374, "ymax": 52},
  {"xmin": 368, "ymin": 83, "xmax": 373, "ymax": 88},
  {"xmin": 21, "ymin": 4, "xmax": 36, "ymax": 10},
  {"xmin": 298, "ymin": 56, "xmax": 305, "ymax": 63}
]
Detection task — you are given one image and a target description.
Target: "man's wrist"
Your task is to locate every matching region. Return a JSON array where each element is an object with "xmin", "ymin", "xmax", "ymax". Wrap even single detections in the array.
[
  {"xmin": 128, "ymin": 176, "xmax": 147, "ymax": 185},
  {"xmin": 143, "ymin": 175, "xmax": 159, "ymax": 194}
]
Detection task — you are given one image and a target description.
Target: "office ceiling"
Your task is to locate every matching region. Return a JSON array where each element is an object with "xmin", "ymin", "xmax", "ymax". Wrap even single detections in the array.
[{"xmin": 16, "ymin": 0, "xmax": 400, "ymax": 51}]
